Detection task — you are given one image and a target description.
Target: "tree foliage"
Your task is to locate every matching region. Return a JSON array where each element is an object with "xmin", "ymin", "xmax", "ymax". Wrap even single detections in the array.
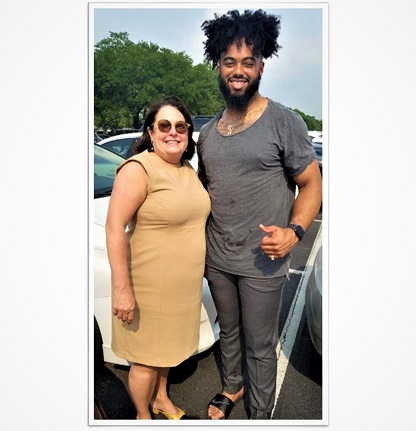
[
  {"xmin": 94, "ymin": 32, "xmax": 322, "ymax": 133},
  {"xmin": 94, "ymin": 32, "xmax": 223, "ymax": 131},
  {"xmin": 291, "ymin": 108, "xmax": 322, "ymax": 132}
]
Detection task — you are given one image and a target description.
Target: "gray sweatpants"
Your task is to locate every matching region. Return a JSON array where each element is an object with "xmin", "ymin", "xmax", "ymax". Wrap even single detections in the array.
[{"xmin": 205, "ymin": 265, "xmax": 286, "ymax": 419}]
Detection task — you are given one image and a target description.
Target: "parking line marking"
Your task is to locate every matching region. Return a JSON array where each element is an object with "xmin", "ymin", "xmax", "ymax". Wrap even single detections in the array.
[{"xmin": 271, "ymin": 224, "xmax": 322, "ymax": 418}]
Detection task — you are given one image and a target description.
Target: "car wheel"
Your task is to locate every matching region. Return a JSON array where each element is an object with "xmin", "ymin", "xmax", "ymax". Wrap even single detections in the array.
[{"xmin": 94, "ymin": 316, "xmax": 104, "ymax": 369}]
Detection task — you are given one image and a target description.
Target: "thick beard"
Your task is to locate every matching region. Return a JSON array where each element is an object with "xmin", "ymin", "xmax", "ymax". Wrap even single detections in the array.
[{"xmin": 218, "ymin": 74, "xmax": 261, "ymax": 111}]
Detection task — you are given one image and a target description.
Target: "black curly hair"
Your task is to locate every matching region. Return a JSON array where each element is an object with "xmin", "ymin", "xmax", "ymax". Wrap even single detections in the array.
[{"xmin": 201, "ymin": 9, "xmax": 282, "ymax": 68}]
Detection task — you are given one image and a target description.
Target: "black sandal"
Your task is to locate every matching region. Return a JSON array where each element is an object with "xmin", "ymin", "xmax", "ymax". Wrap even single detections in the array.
[{"xmin": 207, "ymin": 393, "xmax": 235, "ymax": 419}]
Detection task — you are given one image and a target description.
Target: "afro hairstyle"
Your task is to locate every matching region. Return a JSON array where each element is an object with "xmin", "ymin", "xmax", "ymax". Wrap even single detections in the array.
[{"xmin": 201, "ymin": 9, "xmax": 282, "ymax": 68}]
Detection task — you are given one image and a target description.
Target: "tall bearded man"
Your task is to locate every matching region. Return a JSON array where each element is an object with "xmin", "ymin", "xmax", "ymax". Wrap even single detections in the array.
[{"xmin": 197, "ymin": 9, "xmax": 322, "ymax": 420}]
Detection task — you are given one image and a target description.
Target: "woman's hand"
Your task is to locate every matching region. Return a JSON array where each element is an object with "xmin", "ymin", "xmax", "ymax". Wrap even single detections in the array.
[{"xmin": 112, "ymin": 285, "xmax": 135, "ymax": 325}]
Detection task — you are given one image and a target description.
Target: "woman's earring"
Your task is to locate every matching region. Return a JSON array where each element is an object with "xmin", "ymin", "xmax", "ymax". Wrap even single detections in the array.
[{"xmin": 148, "ymin": 141, "xmax": 154, "ymax": 152}]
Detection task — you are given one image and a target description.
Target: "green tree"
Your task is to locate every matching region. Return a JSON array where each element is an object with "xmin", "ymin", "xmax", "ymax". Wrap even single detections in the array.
[
  {"xmin": 94, "ymin": 32, "xmax": 136, "ymax": 130},
  {"xmin": 94, "ymin": 32, "xmax": 321, "ymax": 133},
  {"xmin": 94, "ymin": 32, "xmax": 223, "ymax": 131},
  {"xmin": 291, "ymin": 108, "xmax": 322, "ymax": 132}
]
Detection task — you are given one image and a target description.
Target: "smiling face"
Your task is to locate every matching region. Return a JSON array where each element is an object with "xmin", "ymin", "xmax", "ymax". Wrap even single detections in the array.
[
  {"xmin": 218, "ymin": 39, "xmax": 264, "ymax": 109},
  {"xmin": 148, "ymin": 105, "xmax": 189, "ymax": 166}
]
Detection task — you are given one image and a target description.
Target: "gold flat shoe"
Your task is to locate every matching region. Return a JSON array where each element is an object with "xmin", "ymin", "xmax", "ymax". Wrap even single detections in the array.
[{"xmin": 152, "ymin": 407, "xmax": 186, "ymax": 420}]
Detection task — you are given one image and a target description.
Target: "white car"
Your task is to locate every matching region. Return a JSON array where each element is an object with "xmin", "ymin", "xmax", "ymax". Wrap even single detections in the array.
[
  {"xmin": 96, "ymin": 132, "xmax": 142, "ymax": 159},
  {"xmin": 93, "ymin": 144, "xmax": 219, "ymax": 366},
  {"xmin": 96, "ymin": 131, "xmax": 201, "ymax": 170},
  {"xmin": 96, "ymin": 116, "xmax": 215, "ymax": 168}
]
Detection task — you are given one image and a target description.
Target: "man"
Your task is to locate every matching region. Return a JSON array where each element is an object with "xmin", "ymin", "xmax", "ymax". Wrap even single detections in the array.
[{"xmin": 197, "ymin": 10, "xmax": 322, "ymax": 420}]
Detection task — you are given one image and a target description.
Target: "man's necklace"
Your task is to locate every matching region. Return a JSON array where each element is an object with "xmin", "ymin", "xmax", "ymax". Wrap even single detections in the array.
[
  {"xmin": 220, "ymin": 97, "xmax": 265, "ymax": 136},
  {"xmin": 226, "ymin": 122, "xmax": 236, "ymax": 135}
]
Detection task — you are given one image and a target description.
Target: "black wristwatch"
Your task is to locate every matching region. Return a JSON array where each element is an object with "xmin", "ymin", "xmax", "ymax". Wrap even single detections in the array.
[{"xmin": 288, "ymin": 224, "xmax": 305, "ymax": 241}]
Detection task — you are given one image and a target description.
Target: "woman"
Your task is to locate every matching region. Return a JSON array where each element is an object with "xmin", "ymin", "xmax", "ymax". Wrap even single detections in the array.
[{"xmin": 105, "ymin": 96, "xmax": 210, "ymax": 419}]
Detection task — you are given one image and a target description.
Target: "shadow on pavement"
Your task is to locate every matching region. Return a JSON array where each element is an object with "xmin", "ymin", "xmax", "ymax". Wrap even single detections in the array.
[
  {"xmin": 94, "ymin": 365, "xmax": 136, "ymax": 420},
  {"xmin": 168, "ymin": 347, "xmax": 212, "ymax": 384}
]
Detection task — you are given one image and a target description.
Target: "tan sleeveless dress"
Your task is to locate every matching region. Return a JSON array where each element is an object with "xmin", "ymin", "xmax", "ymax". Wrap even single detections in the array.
[{"xmin": 111, "ymin": 150, "xmax": 211, "ymax": 367}]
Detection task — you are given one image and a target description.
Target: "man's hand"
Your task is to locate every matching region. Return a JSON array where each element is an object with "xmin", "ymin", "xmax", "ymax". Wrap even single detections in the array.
[{"xmin": 259, "ymin": 224, "xmax": 299, "ymax": 260}]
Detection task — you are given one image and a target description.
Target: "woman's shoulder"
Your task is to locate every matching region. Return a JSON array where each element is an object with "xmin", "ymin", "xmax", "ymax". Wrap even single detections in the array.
[{"xmin": 116, "ymin": 150, "xmax": 152, "ymax": 174}]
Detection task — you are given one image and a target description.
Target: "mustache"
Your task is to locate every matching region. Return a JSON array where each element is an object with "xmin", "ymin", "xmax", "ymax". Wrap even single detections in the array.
[{"xmin": 229, "ymin": 74, "xmax": 248, "ymax": 80}]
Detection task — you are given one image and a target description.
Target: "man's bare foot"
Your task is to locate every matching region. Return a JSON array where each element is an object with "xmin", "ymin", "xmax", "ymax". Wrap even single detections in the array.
[{"xmin": 207, "ymin": 387, "xmax": 244, "ymax": 419}]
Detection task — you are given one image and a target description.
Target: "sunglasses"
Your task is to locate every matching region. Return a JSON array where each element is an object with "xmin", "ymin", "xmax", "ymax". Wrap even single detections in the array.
[{"xmin": 152, "ymin": 119, "xmax": 191, "ymax": 134}]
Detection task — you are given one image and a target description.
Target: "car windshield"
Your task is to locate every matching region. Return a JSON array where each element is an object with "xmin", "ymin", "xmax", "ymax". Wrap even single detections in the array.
[{"xmin": 94, "ymin": 144, "xmax": 124, "ymax": 198}]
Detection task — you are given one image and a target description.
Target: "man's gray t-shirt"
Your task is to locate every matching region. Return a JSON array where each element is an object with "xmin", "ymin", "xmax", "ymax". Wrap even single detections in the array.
[{"xmin": 197, "ymin": 99, "xmax": 317, "ymax": 278}]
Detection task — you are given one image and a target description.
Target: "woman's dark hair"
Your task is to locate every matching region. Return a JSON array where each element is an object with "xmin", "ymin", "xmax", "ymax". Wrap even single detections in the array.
[
  {"xmin": 201, "ymin": 9, "xmax": 282, "ymax": 68},
  {"xmin": 130, "ymin": 95, "xmax": 195, "ymax": 161}
]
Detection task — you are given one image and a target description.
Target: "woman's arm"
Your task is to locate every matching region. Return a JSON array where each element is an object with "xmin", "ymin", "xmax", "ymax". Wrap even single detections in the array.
[{"xmin": 105, "ymin": 161, "xmax": 148, "ymax": 324}]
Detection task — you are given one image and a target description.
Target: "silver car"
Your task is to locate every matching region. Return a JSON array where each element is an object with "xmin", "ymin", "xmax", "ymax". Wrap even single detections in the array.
[
  {"xmin": 312, "ymin": 136, "xmax": 322, "ymax": 174},
  {"xmin": 305, "ymin": 245, "xmax": 322, "ymax": 355}
]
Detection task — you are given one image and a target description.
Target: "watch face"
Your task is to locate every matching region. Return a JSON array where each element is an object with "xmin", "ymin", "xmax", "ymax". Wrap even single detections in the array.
[
  {"xmin": 289, "ymin": 224, "xmax": 304, "ymax": 239},
  {"xmin": 296, "ymin": 225, "xmax": 305, "ymax": 237}
]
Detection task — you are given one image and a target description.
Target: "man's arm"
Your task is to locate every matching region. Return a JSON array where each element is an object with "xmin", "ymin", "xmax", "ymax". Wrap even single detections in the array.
[
  {"xmin": 260, "ymin": 160, "xmax": 322, "ymax": 259},
  {"xmin": 290, "ymin": 159, "xmax": 322, "ymax": 231}
]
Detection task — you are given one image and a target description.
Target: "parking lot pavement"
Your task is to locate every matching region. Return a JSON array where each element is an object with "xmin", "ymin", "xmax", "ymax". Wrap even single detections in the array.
[
  {"xmin": 94, "ymin": 363, "xmax": 135, "ymax": 419},
  {"xmin": 95, "ymin": 341, "xmax": 248, "ymax": 420}
]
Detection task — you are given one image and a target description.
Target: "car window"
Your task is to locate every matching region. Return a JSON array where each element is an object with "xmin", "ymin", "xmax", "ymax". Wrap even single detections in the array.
[
  {"xmin": 94, "ymin": 145, "xmax": 124, "ymax": 198},
  {"xmin": 102, "ymin": 137, "xmax": 137, "ymax": 158},
  {"xmin": 193, "ymin": 116, "xmax": 214, "ymax": 132},
  {"xmin": 313, "ymin": 143, "xmax": 322, "ymax": 158}
]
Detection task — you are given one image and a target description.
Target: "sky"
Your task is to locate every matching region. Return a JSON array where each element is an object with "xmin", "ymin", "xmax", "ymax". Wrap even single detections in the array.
[{"xmin": 93, "ymin": 5, "xmax": 324, "ymax": 120}]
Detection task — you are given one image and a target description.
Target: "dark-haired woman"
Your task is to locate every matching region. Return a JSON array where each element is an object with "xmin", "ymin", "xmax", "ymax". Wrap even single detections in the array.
[{"xmin": 106, "ymin": 96, "xmax": 210, "ymax": 419}]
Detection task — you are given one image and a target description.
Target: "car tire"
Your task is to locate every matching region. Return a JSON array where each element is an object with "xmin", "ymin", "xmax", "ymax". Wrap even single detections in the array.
[{"xmin": 94, "ymin": 316, "xmax": 104, "ymax": 369}]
